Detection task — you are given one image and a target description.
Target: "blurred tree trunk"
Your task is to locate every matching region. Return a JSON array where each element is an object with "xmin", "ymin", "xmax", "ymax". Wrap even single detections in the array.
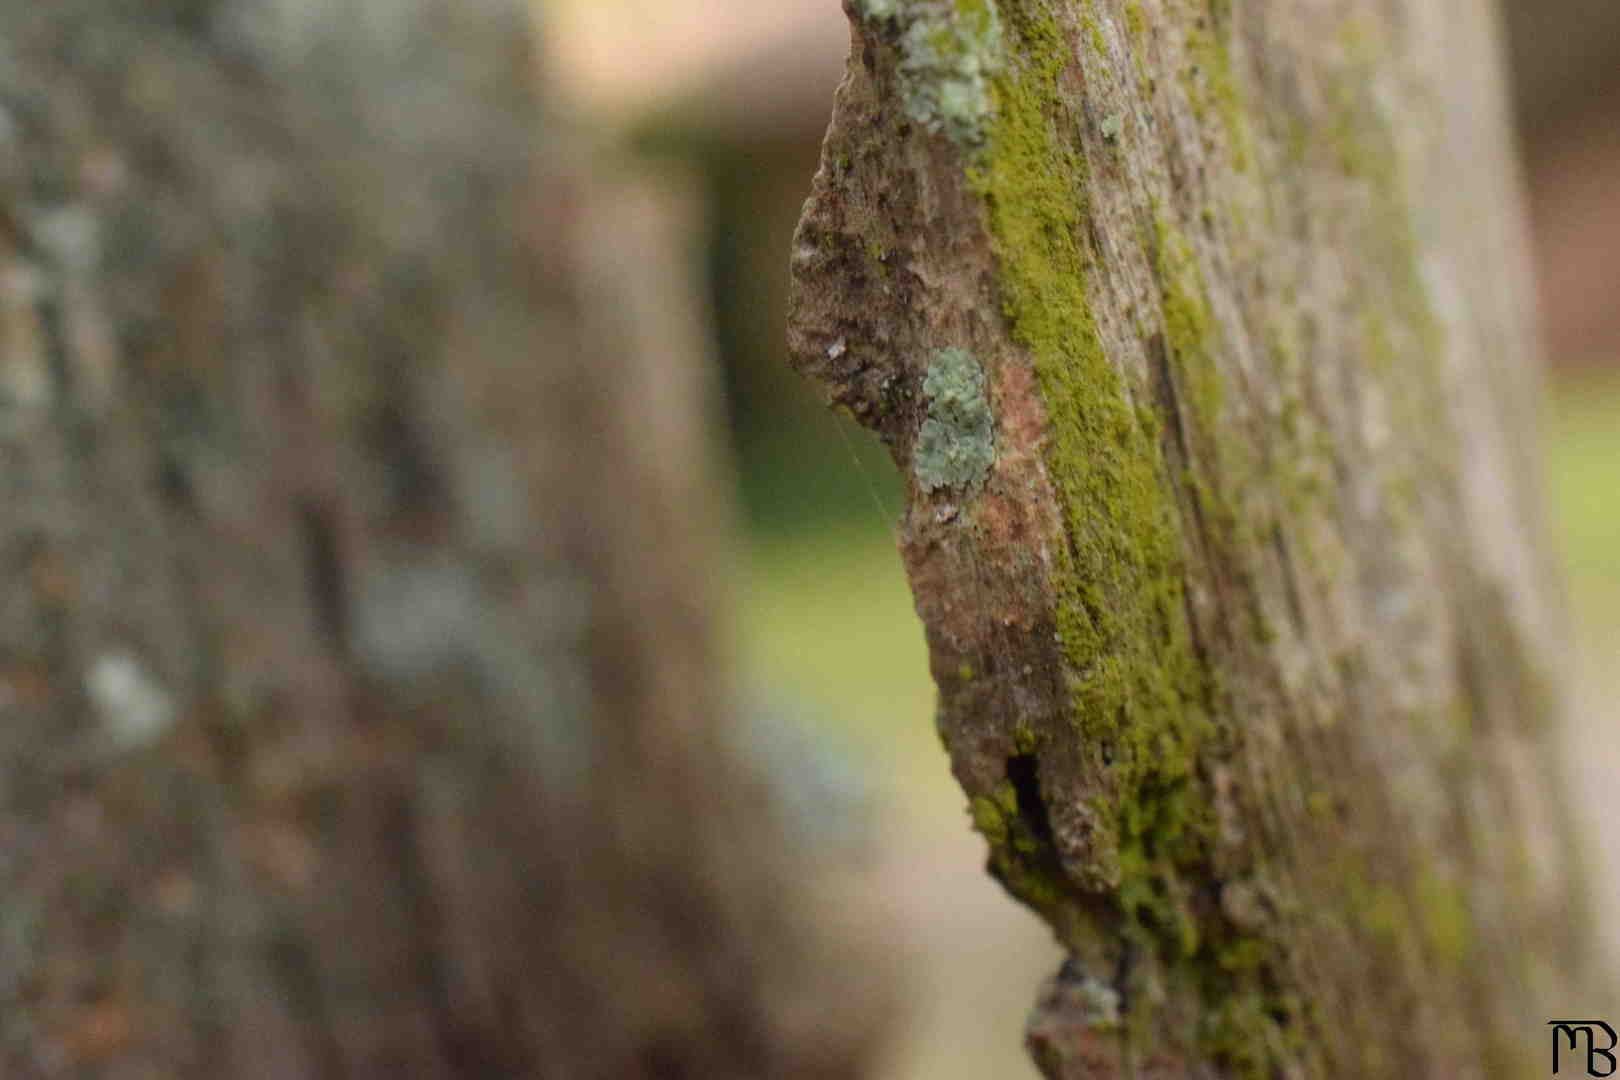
[
  {"xmin": 0, "ymin": 3, "xmax": 890, "ymax": 1077},
  {"xmin": 791, "ymin": 0, "xmax": 1607, "ymax": 1075}
]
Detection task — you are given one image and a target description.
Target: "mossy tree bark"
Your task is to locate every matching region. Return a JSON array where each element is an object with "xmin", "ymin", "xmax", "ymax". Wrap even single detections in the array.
[
  {"xmin": 0, "ymin": 3, "xmax": 891, "ymax": 1076},
  {"xmin": 790, "ymin": 0, "xmax": 1606, "ymax": 1074}
]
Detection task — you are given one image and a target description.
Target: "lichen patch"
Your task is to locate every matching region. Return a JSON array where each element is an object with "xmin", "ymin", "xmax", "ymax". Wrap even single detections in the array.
[
  {"xmin": 866, "ymin": 0, "xmax": 1005, "ymax": 146},
  {"xmin": 913, "ymin": 346, "xmax": 996, "ymax": 494}
]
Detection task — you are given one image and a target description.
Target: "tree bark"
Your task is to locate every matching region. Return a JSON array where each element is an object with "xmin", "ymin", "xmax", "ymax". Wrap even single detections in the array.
[
  {"xmin": 0, "ymin": 3, "xmax": 891, "ymax": 1076},
  {"xmin": 789, "ymin": 0, "xmax": 1606, "ymax": 1075}
]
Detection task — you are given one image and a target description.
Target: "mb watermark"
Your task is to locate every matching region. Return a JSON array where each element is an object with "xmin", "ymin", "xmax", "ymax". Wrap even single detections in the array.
[{"xmin": 1550, "ymin": 1020, "xmax": 1618, "ymax": 1076}]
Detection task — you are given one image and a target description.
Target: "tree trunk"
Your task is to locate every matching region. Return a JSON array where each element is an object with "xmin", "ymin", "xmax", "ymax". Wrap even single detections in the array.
[
  {"xmin": 789, "ymin": 0, "xmax": 1606, "ymax": 1075},
  {"xmin": 0, "ymin": 3, "xmax": 891, "ymax": 1076}
]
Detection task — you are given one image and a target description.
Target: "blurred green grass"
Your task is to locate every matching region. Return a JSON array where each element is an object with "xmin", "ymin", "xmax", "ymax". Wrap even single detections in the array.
[
  {"xmin": 726, "ymin": 402, "xmax": 938, "ymax": 785},
  {"xmin": 734, "ymin": 519, "xmax": 937, "ymax": 786},
  {"xmin": 1548, "ymin": 372, "xmax": 1620, "ymax": 647}
]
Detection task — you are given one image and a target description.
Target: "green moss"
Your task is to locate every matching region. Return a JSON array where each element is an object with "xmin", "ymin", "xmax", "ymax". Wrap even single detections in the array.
[
  {"xmin": 913, "ymin": 346, "xmax": 996, "ymax": 493},
  {"xmin": 1326, "ymin": 14, "xmax": 1449, "ymax": 539},
  {"xmin": 969, "ymin": 786, "xmax": 1016, "ymax": 846},
  {"xmin": 1340, "ymin": 852, "xmax": 1477, "ymax": 982},
  {"xmin": 971, "ymin": 780, "xmax": 1072, "ymax": 916},
  {"xmin": 1329, "ymin": 20, "xmax": 1391, "ymax": 175},
  {"xmin": 1151, "ymin": 215, "xmax": 1279, "ymax": 650},
  {"xmin": 1082, "ymin": 13, "xmax": 1106, "ymax": 58},
  {"xmin": 1267, "ymin": 322, "xmax": 1332, "ymax": 525},
  {"xmin": 933, "ymin": 4, "xmax": 1314, "ymax": 1067},
  {"xmin": 1154, "ymin": 217, "xmax": 1221, "ymax": 428},
  {"xmin": 1013, "ymin": 725, "xmax": 1040, "ymax": 754},
  {"xmin": 1180, "ymin": 16, "xmax": 1250, "ymax": 171},
  {"xmin": 956, "ymin": 0, "xmax": 1219, "ymax": 973},
  {"xmin": 1416, "ymin": 870, "xmax": 1473, "ymax": 966},
  {"xmin": 994, "ymin": 853, "xmax": 1069, "ymax": 909},
  {"xmin": 880, "ymin": 0, "xmax": 1497, "ymax": 1068},
  {"xmin": 1201, "ymin": 993, "xmax": 1292, "ymax": 1080},
  {"xmin": 1360, "ymin": 882, "xmax": 1407, "ymax": 941},
  {"xmin": 1124, "ymin": 1, "xmax": 1153, "ymax": 100},
  {"xmin": 1124, "ymin": 1, "xmax": 1147, "ymax": 41},
  {"xmin": 1153, "ymin": 214, "xmax": 1266, "ymax": 596},
  {"xmin": 1329, "ymin": 18, "xmax": 1442, "ymax": 357},
  {"xmin": 1216, "ymin": 936, "xmax": 1268, "ymax": 974}
]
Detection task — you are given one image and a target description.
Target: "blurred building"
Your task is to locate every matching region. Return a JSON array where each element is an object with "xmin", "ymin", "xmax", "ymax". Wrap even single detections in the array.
[
  {"xmin": 546, "ymin": 1, "xmax": 881, "ymax": 533},
  {"xmin": 1504, "ymin": 0, "xmax": 1620, "ymax": 376}
]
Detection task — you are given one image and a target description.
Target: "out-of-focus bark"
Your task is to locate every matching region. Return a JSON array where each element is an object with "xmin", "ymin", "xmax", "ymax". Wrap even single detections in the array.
[
  {"xmin": 789, "ymin": 0, "xmax": 1607, "ymax": 1075},
  {"xmin": 0, "ymin": 3, "xmax": 891, "ymax": 1076}
]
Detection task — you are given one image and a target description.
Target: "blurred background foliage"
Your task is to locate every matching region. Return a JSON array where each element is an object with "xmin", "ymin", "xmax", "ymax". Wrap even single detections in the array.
[{"xmin": 542, "ymin": 2, "xmax": 1620, "ymax": 1075}]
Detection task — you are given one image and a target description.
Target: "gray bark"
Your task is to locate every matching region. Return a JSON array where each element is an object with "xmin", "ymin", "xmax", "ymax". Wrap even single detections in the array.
[
  {"xmin": 0, "ymin": 3, "xmax": 891, "ymax": 1076},
  {"xmin": 789, "ymin": 0, "xmax": 1607, "ymax": 1075}
]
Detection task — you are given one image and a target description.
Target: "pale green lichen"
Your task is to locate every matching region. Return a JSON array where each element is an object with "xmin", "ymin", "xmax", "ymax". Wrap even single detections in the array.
[
  {"xmin": 855, "ymin": 0, "xmax": 901, "ymax": 20},
  {"xmin": 887, "ymin": 0, "xmax": 1005, "ymax": 146},
  {"xmin": 1074, "ymin": 974, "xmax": 1124, "ymax": 1031},
  {"xmin": 913, "ymin": 346, "xmax": 995, "ymax": 493}
]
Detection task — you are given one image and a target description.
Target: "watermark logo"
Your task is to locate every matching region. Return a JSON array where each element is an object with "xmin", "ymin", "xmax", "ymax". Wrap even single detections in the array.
[{"xmin": 1550, "ymin": 1020, "xmax": 1618, "ymax": 1076}]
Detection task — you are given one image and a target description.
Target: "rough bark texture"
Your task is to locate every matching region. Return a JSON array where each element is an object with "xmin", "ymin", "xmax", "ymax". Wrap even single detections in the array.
[
  {"xmin": 789, "ymin": 0, "xmax": 1606, "ymax": 1075},
  {"xmin": 0, "ymin": 3, "xmax": 892, "ymax": 1076}
]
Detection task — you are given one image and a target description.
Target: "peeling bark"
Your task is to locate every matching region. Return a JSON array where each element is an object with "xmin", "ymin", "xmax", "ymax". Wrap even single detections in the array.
[
  {"xmin": 0, "ymin": 3, "xmax": 893, "ymax": 1076},
  {"xmin": 789, "ymin": 0, "xmax": 1607, "ymax": 1074}
]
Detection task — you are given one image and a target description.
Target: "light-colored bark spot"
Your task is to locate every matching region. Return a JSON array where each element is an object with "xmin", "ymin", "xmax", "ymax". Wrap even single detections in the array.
[
  {"xmin": 0, "ymin": 262, "xmax": 51, "ymax": 412},
  {"xmin": 455, "ymin": 443, "xmax": 530, "ymax": 551},
  {"xmin": 352, "ymin": 555, "xmax": 483, "ymax": 681},
  {"xmin": 85, "ymin": 652, "xmax": 176, "ymax": 752},
  {"xmin": 31, "ymin": 206, "xmax": 100, "ymax": 274}
]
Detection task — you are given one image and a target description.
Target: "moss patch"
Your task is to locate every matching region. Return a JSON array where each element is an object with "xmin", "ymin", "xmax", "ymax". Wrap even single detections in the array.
[
  {"xmin": 1180, "ymin": 10, "xmax": 1250, "ymax": 171},
  {"xmin": 1416, "ymin": 870, "xmax": 1473, "ymax": 967},
  {"xmin": 963, "ymin": 0, "xmax": 1214, "ymax": 949},
  {"xmin": 1124, "ymin": 1, "xmax": 1147, "ymax": 42},
  {"xmin": 1082, "ymin": 12, "xmax": 1106, "ymax": 58},
  {"xmin": 1154, "ymin": 216, "xmax": 1221, "ymax": 429},
  {"xmin": 970, "ymin": 779, "xmax": 1072, "ymax": 916},
  {"xmin": 944, "ymin": 2, "xmax": 1311, "ymax": 1069}
]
